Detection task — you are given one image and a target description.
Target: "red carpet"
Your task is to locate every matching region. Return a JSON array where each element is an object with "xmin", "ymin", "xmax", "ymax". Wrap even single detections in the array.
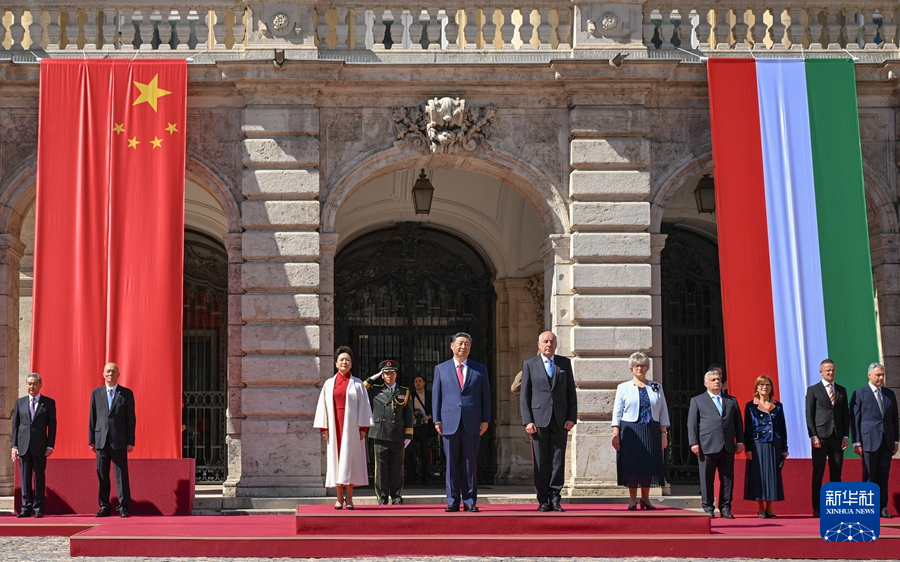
[
  {"xmin": 2, "ymin": 508, "xmax": 899, "ymax": 558},
  {"xmin": 14, "ymin": 458, "xmax": 195, "ymax": 515}
]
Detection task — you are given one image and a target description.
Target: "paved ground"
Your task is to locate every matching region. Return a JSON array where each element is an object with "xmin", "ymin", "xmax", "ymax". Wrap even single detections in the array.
[{"xmin": 0, "ymin": 539, "xmax": 892, "ymax": 562}]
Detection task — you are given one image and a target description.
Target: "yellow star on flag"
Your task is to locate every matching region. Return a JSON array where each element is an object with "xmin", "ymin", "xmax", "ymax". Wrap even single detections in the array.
[
  {"xmin": 132, "ymin": 74, "xmax": 172, "ymax": 112},
  {"xmin": 128, "ymin": 137, "xmax": 140, "ymax": 149},
  {"xmin": 151, "ymin": 137, "xmax": 163, "ymax": 149},
  {"xmin": 113, "ymin": 123, "xmax": 125, "ymax": 135},
  {"xmin": 166, "ymin": 123, "xmax": 178, "ymax": 134}
]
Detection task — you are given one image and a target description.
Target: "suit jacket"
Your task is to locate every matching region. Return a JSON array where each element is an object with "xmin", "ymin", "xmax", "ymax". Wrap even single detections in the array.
[
  {"xmin": 89, "ymin": 385, "xmax": 136, "ymax": 450},
  {"xmin": 12, "ymin": 394, "xmax": 57, "ymax": 455},
  {"xmin": 365, "ymin": 379, "xmax": 414, "ymax": 442},
  {"xmin": 850, "ymin": 384, "xmax": 900, "ymax": 452},
  {"xmin": 805, "ymin": 380, "xmax": 849, "ymax": 439},
  {"xmin": 687, "ymin": 392, "xmax": 743, "ymax": 454},
  {"xmin": 433, "ymin": 359, "xmax": 491, "ymax": 436},
  {"xmin": 520, "ymin": 354, "xmax": 577, "ymax": 428}
]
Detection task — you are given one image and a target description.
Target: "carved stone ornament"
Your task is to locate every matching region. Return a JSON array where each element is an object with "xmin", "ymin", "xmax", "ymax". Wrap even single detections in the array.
[
  {"xmin": 526, "ymin": 274, "xmax": 545, "ymax": 327},
  {"xmin": 392, "ymin": 97, "xmax": 498, "ymax": 154},
  {"xmin": 268, "ymin": 12, "xmax": 294, "ymax": 37},
  {"xmin": 600, "ymin": 12, "xmax": 619, "ymax": 33}
]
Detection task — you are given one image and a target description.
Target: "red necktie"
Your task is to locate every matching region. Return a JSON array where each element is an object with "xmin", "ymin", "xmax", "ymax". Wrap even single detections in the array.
[{"xmin": 457, "ymin": 363, "xmax": 464, "ymax": 389}]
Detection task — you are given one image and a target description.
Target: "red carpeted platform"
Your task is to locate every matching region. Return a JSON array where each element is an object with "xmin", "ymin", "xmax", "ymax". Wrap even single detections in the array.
[
  {"xmin": 730, "ymin": 458, "xmax": 900, "ymax": 516},
  {"xmin": 296, "ymin": 503, "xmax": 709, "ymax": 535},
  {"xmin": 13, "ymin": 458, "xmax": 195, "ymax": 515},
  {"xmin": 2, "ymin": 508, "xmax": 900, "ymax": 558}
]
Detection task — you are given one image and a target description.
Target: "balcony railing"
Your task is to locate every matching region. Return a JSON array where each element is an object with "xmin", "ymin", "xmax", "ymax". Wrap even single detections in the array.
[{"xmin": 0, "ymin": 2, "xmax": 895, "ymax": 61}]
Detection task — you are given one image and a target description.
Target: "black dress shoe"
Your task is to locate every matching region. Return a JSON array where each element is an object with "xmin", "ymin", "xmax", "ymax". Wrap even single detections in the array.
[
  {"xmin": 463, "ymin": 504, "xmax": 480, "ymax": 512},
  {"xmin": 812, "ymin": 509, "xmax": 820, "ymax": 518},
  {"xmin": 17, "ymin": 510, "xmax": 31, "ymax": 518},
  {"xmin": 95, "ymin": 508, "xmax": 111, "ymax": 518},
  {"xmin": 445, "ymin": 504, "xmax": 459, "ymax": 512},
  {"xmin": 765, "ymin": 512, "xmax": 777, "ymax": 519},
  {"xmin": 33, "ymin": 510, "xmax": 43, "ymax": 519},
  {"xmin": 117, "ymin": 508, "xmax": 129, "ymax": 518},
  {"xmin": 704, "ymin": 510, "xmax": 716, "ymax": 518},
  {"xmin": 881, "ymin": 509, "xmax": 894, "ymax": 518},
  {"xmin": 719, "ymin": 510, "xmax": 734, "ymax": 519},
  {"xmin": 551, "ymin": 501, "xmax": 565, "ymax": 512},
  {"xmin": 538, "ymin": 503, "xmax": 551, "ymax": 512},
  {"xmin": 392, "ymin": 498, "xmax": 403, "ymax": 505}
]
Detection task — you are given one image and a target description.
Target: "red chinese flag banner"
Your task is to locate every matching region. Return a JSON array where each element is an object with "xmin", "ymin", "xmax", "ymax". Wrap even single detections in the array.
[{"xmin": 33, "ymin": 60, "xmax": 186, "ymax": 458}]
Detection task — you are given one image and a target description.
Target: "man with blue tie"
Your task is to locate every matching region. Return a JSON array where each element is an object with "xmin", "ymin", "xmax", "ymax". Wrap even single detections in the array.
[
  {"xmin": 89, "ymin": 363, "xmax": 136, "ymax": 518},
  {"xmin": 687, "ymin": 370, "xmax": 744, "ymax": 518},
  {"xmin": 433, "ymin": 332, "xmax": 491, "ymax": 512},
  {"xmin": 850, "ymin": 362, "xmax": 899, "ymax": 518},
  {"xmin": 521, "ymin": 331, "xmax": 577, "ymax": 512}
]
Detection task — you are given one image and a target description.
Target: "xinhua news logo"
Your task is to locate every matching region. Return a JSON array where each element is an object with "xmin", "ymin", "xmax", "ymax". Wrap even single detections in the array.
[{"xmin": 820, "ymin": 482, "xmax": 880, "ymax": 542}]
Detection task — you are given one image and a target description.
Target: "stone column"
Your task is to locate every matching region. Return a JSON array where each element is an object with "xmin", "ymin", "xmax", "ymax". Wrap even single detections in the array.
[
  {"xmin": 233, "ymin": 106, "xmax": 324, "ymax": 497},
  {"xmin": 567, "ymin": 106, "xmax": 653, "ymax": 495},
  {"xmin": 649, "ymin": 233, "xmax": 667, "ymax": 381},
  {"xmin": 223, "ymin": 233, "xmax": 245, "ymax": 497},
  {"xmin": 493, "ymin": 277, "xmax": 543, "ymax": 485},
  {"xmin": 872, "ymin": 234, "xmax": 900, "ymax": 389},
  {"xmin": 0, "ymin": 234, "xmax": 25, "ymax": 495}
]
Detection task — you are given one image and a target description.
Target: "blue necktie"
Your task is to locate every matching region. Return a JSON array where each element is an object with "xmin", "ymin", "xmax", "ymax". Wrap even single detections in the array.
[
  {"xmin": 714, "ymin": 394, "xmax": 723, "ymax": 416},
  {"xmin": 545, "ymin": 358, "xmax": 554, "ymax": 378},
  {"xmin": 108, "ymin": 388, "xmax": 114, "ymax": 410}
]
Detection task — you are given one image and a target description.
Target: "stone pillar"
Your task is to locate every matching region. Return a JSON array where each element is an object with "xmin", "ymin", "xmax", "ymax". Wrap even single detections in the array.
[
  {"xmin": 493, "ymin": 277, "xmax": 543, "ymax": 484},
  {"xmin": 872, "ymin": 234, "xmax": 900, "ymax": 393},
  {"xmin": 567, "ymin": 106, "xmax": 653, "ymax": 495},
  {"xmin": 232, "ymin": 106, "xmax": 324, "ymax": 496},
  {"xmin": 223, "ymin": 233, "xmax": 245, "ymax": 497},
  {"xmin": 649, "ymin": 233, "xmax": 667, "ymax": 382},
  {"xmin": 0, "ymin": 234, "xmax": 25, "ymax": 495}
]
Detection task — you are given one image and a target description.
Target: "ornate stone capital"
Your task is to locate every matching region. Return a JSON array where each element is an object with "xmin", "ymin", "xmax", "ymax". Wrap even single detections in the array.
[{"xmin": 392, "ymin": 97, "xmax": 498, "ymax": 154}]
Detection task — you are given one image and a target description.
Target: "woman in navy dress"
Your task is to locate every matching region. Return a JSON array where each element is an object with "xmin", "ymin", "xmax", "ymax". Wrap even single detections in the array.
[
  {"xmin": 744, "ymin": 375, "xmax": 789, "ymax": 518},
  {"xmin": 612, "ymin": 352, "xmax": 670, "ymax": 510}
]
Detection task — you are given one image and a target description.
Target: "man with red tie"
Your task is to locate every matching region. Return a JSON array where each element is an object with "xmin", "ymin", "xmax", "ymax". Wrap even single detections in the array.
[
  {"xmin": 433, "ymin": 332, "xmax": 491, "ymax": 512},
  {"xmin": 805, "ymin": 358, "xmax": 849, "ymax": 518}
]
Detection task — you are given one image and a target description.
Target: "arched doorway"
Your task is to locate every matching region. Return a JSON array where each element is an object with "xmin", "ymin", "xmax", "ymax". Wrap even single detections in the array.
[
  {"xmin": 334, "ymin": 222, "xmax": 497, "ymax": 483},
  {"xmin": 183, "ymin": 229, "xmax": 228, "ymax": 482},
  {"xmin": 661, "ymin": 224, "xmax": 725, "ymax": 486}
]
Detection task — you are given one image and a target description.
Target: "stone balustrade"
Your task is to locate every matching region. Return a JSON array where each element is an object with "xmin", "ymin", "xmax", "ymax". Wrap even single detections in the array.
[{"xmin": 0, "ymin": 2, "xmax": 896, "ymax": 59}]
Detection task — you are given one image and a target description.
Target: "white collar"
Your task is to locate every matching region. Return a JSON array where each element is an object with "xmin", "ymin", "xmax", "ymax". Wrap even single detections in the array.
[
  {"xmin": 821, "ymin": 379, "xmax": 834, "ymax": 388},
  {"xmin": 707, "ymin": 391, "xmax": 722, "ymax": 399},
  {"xmin": 29, "ymin": 393, "xmax": 41, "ymax": 402},
  {"xmin": 868, "ymin": 382, "xmax": 881, "ymax": 393}
]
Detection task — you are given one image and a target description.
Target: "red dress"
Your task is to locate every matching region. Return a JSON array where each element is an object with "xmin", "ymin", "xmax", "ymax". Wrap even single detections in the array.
[{"xmin": 332, "ymin": 372, "xmax": 352, "ymax": 457}]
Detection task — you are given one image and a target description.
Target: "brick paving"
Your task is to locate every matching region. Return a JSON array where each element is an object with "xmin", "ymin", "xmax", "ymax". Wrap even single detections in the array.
[{"xmin": 0, "ymin": 539, "xmax": 892, "ymax": 562}]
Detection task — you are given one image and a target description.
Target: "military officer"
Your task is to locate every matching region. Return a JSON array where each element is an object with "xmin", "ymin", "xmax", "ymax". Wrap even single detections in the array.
[{"xmin": 365, "ymin": 359, "xmax": 414, "ymax": 504}]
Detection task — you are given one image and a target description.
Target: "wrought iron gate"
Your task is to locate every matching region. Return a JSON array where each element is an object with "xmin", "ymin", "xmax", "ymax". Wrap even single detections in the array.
[
  {"xmin": 334, "ymin": 223, "xmax": 496, "ymax": 484},
  {"xmin": 661, "ymin": 225, "xmax": 726, "ymax": 485},
  {"xmin": 183, "ymin": 230, "xmax": 228, "ymax": 483}
]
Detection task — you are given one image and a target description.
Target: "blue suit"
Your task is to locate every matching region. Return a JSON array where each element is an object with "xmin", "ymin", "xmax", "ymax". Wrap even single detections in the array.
[
  {"xmin": 850, "ymin": 384, "xmax": 899, "ymax": 510},
  {"xmin": 433, "ymin": 359, "xmax": 491, "ymax": 507}
]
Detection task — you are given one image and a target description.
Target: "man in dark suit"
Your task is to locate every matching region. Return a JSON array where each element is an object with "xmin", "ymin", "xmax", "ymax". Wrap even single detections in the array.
[
  {"xmin": 433, "ymin": 332, "xmax": 491, "ymax": 512},
  {"xmin": 11, "ymin": 373, "xmax": 57, "ymax": 518},
  {"xmin": 407, "ymin": 374, "xmax": 434, "ymax": 485},
  {"xmin": 687, "ymin": 369, "xmax": 744, "ymax": 518},
  {"xmin": 850, "ymin": 362, "xmax": 899, "ymax": 518},
  {"xmin": 89, "ymin": 362, "xmax": 136, "ymax": 518},
  {"xmin": 364, "ymin": 359, "xmax": 413, "ymax": 504},
  {"xmin": 520, "ymin": 331, "xmax": 577, "ymax": 512},
  {"xmin": 805, "ymin": 358, "xmax": 849, "ymax": 518}
]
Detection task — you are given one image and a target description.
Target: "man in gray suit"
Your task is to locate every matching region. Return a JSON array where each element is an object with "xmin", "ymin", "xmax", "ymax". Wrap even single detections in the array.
[
  {"xmin": 521, "ymin": 331, "xmax": 577, "ymax": 512},
  {"xmin": 89, "ymin": 363, "xmax": 136, "ymax": 518},
  {"xmin": 687, "ymin": 370, "xmax": 744, "ymax": 518},
  {"xmin": 11, "ymin": 373, "xmax": 57, "ymax": 518}
]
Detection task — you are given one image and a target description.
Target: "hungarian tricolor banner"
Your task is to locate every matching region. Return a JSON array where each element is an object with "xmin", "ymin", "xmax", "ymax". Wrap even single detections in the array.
[
  {"xmin": 708, "ymin": 58, "xmax": 879, "ymax": 459},
  {"xmin": 32, "ymin": 60, "xmax": 186, "ymax": 458}
]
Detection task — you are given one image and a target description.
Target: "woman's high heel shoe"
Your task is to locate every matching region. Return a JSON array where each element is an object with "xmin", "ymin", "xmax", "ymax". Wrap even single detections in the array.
[
  {"xmin": 627, "ymin": 503, "xmax": 638, "ymax": 511},
  {"xmin": 639, "ymin": 500, "xmax": 656, "ymax": 510},
  {"xmin": 334, "ymin": 500, "xmax": 344, "ymax": 510}
]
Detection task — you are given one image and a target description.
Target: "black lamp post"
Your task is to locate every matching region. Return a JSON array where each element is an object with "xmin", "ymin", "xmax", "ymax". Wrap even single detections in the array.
[
  {"xmin": 693, "ymin": 174, "xmax": 716, "ymax": 214},
  {"xmin": 412, "ymin": 169, "xmax": 435, "ymax": 215}
]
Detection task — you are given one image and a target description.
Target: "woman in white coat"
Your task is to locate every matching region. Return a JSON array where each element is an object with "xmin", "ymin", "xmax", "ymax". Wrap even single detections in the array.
[
  {"xmin": 314, "ymin": 346, "xmax": 374, "ymax": 509},
  {"xmin": 611, "ymin": 351, "xmax": 670, "ymax": 510}
]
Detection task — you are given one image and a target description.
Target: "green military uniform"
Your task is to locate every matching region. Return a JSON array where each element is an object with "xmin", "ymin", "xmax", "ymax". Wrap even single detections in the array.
[{"xmin": 365, "ymin": 359, "xmax": 413, "ymax": 505}]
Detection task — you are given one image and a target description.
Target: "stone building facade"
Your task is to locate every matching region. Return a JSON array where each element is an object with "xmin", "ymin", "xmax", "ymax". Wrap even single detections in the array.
[{"xmin": 1, "ymin": 1, "xmax": 899, "ymax": 497}]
